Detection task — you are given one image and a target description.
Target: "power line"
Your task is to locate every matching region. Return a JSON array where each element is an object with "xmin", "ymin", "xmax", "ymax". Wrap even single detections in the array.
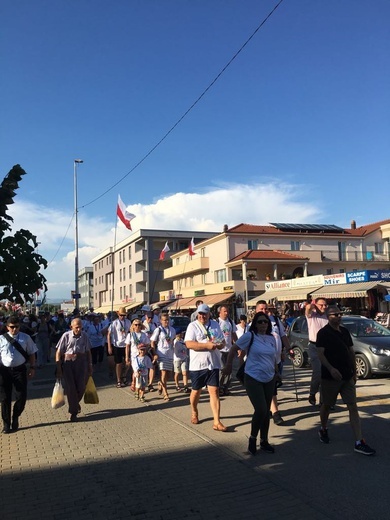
[{"xmin": 80, "ymin": 0, "xmax": 285, "ymax": 210}]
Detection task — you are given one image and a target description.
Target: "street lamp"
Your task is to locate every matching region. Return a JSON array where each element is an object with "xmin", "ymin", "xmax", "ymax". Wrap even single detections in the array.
[{"xmin": 74, "ymin": 159, "xmax": 83, "ymax": 311}]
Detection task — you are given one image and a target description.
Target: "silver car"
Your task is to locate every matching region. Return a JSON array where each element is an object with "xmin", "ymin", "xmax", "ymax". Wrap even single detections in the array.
[{"xmin": 287, "ymin": 315, "xmax": 390, "ymax": 379}]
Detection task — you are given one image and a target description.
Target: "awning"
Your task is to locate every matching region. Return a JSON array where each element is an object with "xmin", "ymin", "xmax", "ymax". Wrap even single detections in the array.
[
  {"xmin": 164, "ymin": 297, "xmax": 198, "ymax": 310},
  {"xmin": 247, "ymin": 286, "xmax": 322, "ymax": 306},
  {"xmin": 164, "ymin": 293, "xmax": 234, "ymax": 310},
  {"xmin": 310, "ymin": 281, "xmax": 390, "ymax": 299},
  {"xmin": 94, "ymin": 304, "xmax": 115, "ymax": 314},
  {"xmin": 95, "ymin": 301, "xmax": 144, "ymax": 314},
  {"xmin": 201, "ymin": 293, "xmax": 234, "ymax": 306}
]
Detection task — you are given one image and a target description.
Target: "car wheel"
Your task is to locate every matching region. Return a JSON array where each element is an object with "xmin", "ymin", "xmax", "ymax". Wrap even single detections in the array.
[
  {"xmin": 292, "ymin": 347, "xmax": 304, "ymax": 368},
  {"xmin": 355, "ymin": 353, "xmax": 372, "ymax": 379}
]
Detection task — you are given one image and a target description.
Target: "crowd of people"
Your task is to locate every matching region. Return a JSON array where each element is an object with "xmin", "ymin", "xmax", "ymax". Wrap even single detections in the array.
[{"xmin": 0, "ymin": 300, "xmax": 376, "ymax": 456}]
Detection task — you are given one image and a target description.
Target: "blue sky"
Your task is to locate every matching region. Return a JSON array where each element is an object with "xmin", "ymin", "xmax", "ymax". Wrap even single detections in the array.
[{"xmin": 1, "ymin": 0, "xmax": 389, "ymax": 300}]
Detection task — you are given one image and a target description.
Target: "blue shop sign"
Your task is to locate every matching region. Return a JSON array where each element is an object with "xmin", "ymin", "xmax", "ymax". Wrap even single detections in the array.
[
  {"xmin": 367, "ymin": 270, "xmax": 390, "ymax": 281},
  {"xmin": 346, "ymin": 271, "xmax": 368, "ymax": 283}
]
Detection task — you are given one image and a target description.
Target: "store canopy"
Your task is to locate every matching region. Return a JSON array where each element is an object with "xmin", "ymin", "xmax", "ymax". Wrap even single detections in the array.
[
  {"xmin": 246, "ymin": 286, "xmax": 321, "ymax": 306},
  {"xmin": 310, "ymin": 281, "xmax": 390, "ymax": 299},
  {"xmin": 164, "ymin": 293, "xmax": 234, "ymax": 311}
]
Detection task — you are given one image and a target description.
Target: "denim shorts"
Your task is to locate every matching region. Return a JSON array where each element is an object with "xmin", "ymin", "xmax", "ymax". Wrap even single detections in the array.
[{"xmin": 190, "ymin": 368, "xmax": 219, "ymax": 390}]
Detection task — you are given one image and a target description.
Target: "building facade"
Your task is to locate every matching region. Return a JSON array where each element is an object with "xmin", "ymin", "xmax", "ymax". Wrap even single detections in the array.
[
  {"xmin": 160, "ymin": 220, "xmax": 390, "ymax": 318},
  {"xmin": 78, "ymin": 267, "xmax": 94, "ymax": 311},
  {"xmin": 91, "ymin": 229, "xmax": 217, "ymax": 314}
]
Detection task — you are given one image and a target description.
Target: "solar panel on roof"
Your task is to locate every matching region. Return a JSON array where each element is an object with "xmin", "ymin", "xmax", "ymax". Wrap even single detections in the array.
[{"xmin": 270, "ymin": 223, "xmax": 344, "ymax": 233}]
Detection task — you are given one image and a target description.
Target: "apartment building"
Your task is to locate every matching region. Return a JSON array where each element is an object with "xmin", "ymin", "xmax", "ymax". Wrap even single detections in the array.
[
  {"xmin": 160, "ymin": 219, "xmax": 390, "ymax": 316},
  {"xmin": 91, "ymin": 229, "xmax": 217, "ymax": 314},
  {"xmin": 78, "ymin": 267, "xmax": 94, "ymax": 311}
]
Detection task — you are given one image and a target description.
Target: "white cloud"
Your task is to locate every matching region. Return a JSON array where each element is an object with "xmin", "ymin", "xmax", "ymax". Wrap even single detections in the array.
[{"xmin": 9, "ymin": 182, "xmax": 322, "ymax": 300}]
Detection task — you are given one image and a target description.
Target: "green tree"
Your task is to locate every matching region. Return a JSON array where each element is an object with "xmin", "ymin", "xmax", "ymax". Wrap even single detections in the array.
[{"xmin": 0, "ymin": 164, "xmax": 47, "ymax": 304}]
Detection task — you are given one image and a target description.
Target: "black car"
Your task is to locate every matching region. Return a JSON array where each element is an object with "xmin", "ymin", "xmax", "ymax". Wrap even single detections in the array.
[
  {"xmin": 287, "ymin": 315, "xmax": 390, "ymax": 379},
  {"xmin": 170, "ymin": 315, "xmax": 191, "ymax": 334}
]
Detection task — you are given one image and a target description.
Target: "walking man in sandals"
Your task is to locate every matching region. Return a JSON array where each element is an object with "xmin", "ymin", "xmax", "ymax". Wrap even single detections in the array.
[{"xmin": 184, "ymin": 304, "xmax": 227, "ymax": 432}]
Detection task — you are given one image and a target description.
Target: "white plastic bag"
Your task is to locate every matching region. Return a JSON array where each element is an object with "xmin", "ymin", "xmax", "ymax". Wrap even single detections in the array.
[{"xmin": 51, "ymin": 379, "xmax": 65, "ymax": 409}]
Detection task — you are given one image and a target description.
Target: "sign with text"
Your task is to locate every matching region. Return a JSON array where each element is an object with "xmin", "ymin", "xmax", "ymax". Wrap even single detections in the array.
[{"xmin": 323, "ymin": 273, "xmax": 347, "ymax": 285}]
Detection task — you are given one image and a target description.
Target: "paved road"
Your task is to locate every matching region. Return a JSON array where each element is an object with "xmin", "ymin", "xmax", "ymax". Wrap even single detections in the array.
[{"xmin": 0, "ymin": 360, "xmax": 388, "ymax": 520}]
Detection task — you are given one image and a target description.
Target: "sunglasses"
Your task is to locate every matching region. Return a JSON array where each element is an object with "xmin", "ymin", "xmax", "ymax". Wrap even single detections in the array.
[
  {"xmin": 256, "ymin": 320, "xmax": 269, "ymax": 325},
  {"xmin": 133, "ymin": 323, "xmax": 142, "ymax": 326},
  {"xmin": 119, "ymin": 314, "xmax": 126, "ymax": 317},
  {"xmin": 329, "ymin": 313, "xmax": 342, "ymax": 317},
  {"xmin": 8, "ymin": 325, "xmax": 20, "ymax": 329}
]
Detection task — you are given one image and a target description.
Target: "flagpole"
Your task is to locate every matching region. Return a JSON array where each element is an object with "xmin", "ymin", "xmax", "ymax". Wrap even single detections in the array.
[{"xmin": 111, "ymin": 216, "xmax": 118, "ymax": 317}]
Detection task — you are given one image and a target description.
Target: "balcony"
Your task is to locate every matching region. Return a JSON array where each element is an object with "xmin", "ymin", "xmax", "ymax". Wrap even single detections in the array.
[{"xmin": 164, "ymin": 257, "xmax": 210, "ymax": 280}]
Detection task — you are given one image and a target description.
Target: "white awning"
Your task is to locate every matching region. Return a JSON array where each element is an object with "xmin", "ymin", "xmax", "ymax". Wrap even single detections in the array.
[
  {"xmin": 310, "ymin": 281, "xmax": 390, "ymax": 299},
  {"xmin": 247, "ymin": 286, "xmax": 322, "ymax": 306}
]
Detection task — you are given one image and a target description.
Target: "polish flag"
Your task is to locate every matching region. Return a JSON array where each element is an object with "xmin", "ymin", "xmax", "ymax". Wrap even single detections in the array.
[
  {"xmin": 189, "ymin": 237, "xmax": 196, "ymax": 256},
  {"xmin": 159, "ymin": 242, "xmax": 170, "ymax": 261},
  {"xmin": 117, "ymin": 195, "xmax": 135, "ymax": 230}
]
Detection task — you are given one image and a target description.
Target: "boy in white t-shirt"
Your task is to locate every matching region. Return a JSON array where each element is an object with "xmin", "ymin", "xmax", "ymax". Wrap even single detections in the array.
[
  {"xmin": 173, "ymin": 331, "xmax": 189, "ymax": 392},
  {"xmin": 132, "ymin": 345, "xmax": 153, "ymax": 402}
]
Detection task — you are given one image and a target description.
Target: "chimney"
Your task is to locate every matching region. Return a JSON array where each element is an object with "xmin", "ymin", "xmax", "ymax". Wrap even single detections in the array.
[
  {"xmin": 223, "ymin": 224, "xmax": 228, "ymax": 232},
  {"xmin": 351, "ymin": 220, "xmax": 356, "ymax": 230}
]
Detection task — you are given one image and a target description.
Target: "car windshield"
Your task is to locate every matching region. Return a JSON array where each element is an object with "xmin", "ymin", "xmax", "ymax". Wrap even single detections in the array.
[{"xmin": 342, "ymin": 318, "xmax": 390, "ymax": 338}]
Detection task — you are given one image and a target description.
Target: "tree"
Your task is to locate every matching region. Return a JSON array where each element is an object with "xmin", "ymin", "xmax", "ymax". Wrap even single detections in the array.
[{"xmin": 0, "ymin": 164, "xmax": 47, "ymax": 304}]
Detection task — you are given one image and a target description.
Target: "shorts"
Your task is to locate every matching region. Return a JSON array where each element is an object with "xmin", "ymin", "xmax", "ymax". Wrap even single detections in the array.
[
  {"xmin": 174, "ymin": 359, "xmax": 189, "ymax": 374},
  {"xmin": 113, "ymin": 346, "xmax": 126, "ymax": 364},
  {"xmin": 190, "ymin": 368, "xmax": 219, "ymax": 390},
  {"xmin": 321, "ymin": 377, "xmax": 357, "ymax": 407}
]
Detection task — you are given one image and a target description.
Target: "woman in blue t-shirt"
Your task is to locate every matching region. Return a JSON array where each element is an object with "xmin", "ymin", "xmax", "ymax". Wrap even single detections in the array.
[{"xmin": 223, "ymin": 311, "xmax": 278, "ymax": 455}]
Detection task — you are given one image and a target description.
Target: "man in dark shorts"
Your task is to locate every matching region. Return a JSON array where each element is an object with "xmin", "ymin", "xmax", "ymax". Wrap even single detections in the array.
[{"xmin": 316, "ymin": 306, "xmax": 376, "ymax": 455}]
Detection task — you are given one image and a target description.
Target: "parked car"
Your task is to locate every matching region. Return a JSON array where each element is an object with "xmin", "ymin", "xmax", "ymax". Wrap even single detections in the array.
[
  {"xmin": 170, "ymin": 315, "xmax": 191, "ymax": 334},
  {"xmin": 287, "ymin": 315, "xmax": 390, "ymax": 379}
]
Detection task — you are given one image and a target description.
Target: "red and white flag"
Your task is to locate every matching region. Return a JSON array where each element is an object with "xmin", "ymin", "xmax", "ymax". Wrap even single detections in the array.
[
  {"xmin": 189, "ymin": 237, "xmax": 196, "ymax": 257},
  {"xmin": 159, "ymin": 242, "xmax": 170, "ymax": 261},
  {"xmin": 117, "ymin": 195, "xmax": 135, "ymax": 230}
]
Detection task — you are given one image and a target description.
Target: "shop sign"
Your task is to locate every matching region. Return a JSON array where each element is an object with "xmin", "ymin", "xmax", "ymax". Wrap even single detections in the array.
[
  {"xmin": 346, "ymin": 271, "xmax": 368, "ymax": 283},
  {"xmin": 323, "ymin": 273, "xmax": 347, "ymax": 285},
  {"xmin": 265, "ymin": 280, "xmax": 292, "ymax": 291},
  {"xmin": 291, "ymin": 275, "xmax": 324, "ymax": 288},
  {"xmin": 367, "ymin": 270, "xmax": 390, "ymax": 281}
]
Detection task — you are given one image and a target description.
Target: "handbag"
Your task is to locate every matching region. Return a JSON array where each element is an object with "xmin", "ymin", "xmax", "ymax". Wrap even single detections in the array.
[
  {"xmin": 84, "ymin": 376, "xmax": 99, "ymax": 404},
  {"xmin": 51, "ymin": 379, "xmax": 66, "ymax": 409},
  {"xmin": 236, "ymin": 332, "xmax": 254, "ymax": 384}
]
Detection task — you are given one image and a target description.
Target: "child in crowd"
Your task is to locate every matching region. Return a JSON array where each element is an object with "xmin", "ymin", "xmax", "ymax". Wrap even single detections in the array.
[
  {"xmin": 173, "ymin": 331, "xmax": 190, "ymax": 392},
  {"xmin": 132, "ymin": 345, "xmax": 153, "ymax": 402}
]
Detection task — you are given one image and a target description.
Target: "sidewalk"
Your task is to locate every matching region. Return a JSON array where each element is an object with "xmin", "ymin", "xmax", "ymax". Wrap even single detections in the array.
[{"xmin": 0, "ymin": 360, "xmax": 387, "ymax": 520}]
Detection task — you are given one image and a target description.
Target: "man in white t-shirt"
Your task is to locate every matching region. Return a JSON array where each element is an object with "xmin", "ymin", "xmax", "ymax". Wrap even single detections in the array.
[
  {"xmin": 218, "ymin": 305, "xmax": 237, "ymax": 396},
  {"xmin": 184, "ymin": 304, "xmax": 227, "ymax": 432}
]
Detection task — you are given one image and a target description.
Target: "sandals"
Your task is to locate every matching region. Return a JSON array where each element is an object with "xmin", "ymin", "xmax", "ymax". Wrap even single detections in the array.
[
  {"xmin": 148, "ymin": 384, "xmax": 155, "ymax": 392},
  {"xmin": 213, "ymin": 422, "xmax": 228, "ymax": 432},
  {"xmin": 175, "ymin": 386, "xmax": 182, "ymax": 392},
  {"xmin": 116, "ymin": 381, "xmax": 123, "ymax": 388},
  {"xmin": 191, "ymin": 412, "xmax": 199, "ymax": 425},
  {"xmin": 157, "ymin": 382, "xmax": 163, "ymax": 395},
  {"xmin": 163, "ymin": 394, "xmax": 170, "ymax": 401}
]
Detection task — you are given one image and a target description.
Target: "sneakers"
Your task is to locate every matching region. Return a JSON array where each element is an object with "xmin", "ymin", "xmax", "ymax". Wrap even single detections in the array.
[
  {"xmin": 354, "ymin": 440, "xmax": 376, "ymax": 456},
  {"xmin": 319, "ymin": 428, "xmax": 330, "ymax": 444},
  {"xmin": 272, "ymin": 411, "xmax": 284, "ymax": 425},
  {"xmin": 260, "ymin": 440, "xmax": 275, "ymax": 453},
  {"xmin": 308, "ymin": 394, "xmax": 316, "ymax": 406}
]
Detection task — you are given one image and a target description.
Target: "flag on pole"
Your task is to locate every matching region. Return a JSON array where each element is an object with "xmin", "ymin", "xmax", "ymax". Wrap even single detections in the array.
[
  {"xmin": 189, "ymin": 237, "xmax": 196, "ymax": 256},
  {"xmin": 159, "ymin": 242, "xmax": 170, "ymax": 261},
  {"xmin": 117, "ymin": 195, "xmax": 135, "ymax": 230}
]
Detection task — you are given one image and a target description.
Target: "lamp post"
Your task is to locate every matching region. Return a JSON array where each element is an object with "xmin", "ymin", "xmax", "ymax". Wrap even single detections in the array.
[{"xmin": 74, "ymin": 159, "xmax": 83, "ymax": 311}]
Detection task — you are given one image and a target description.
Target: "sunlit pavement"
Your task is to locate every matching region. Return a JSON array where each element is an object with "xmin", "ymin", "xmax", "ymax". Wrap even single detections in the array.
[{"xmin": 1, "ymin": 359, "xmax": 388, "ymax": 520}]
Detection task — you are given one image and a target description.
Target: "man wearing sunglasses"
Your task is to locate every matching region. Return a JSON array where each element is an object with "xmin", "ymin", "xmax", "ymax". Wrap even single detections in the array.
[
  {"xmin": 316, "ymin": 306, "xmax": 375, "ymax": 455},
  {"xmin": 0, "ymin": 316, "xmax": 37, "ymax": 433},
  {"xmin": 107, "ymin": 307, "xmax": 131, "ymax": 387}
]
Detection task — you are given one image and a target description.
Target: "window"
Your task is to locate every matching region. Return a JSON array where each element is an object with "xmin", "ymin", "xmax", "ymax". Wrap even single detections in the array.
[
  {"xmin": 215, "ymin": 269, "xmax": 227, "ymax": 283},
  {"xmin": 201, "ymin": 248, "xmax": 205, "ymax": 257},
  {"xmin": 120, "ymin": 287, "xmax": 123, "ymax": 299},
  {"xmin": 122, "ymin": 249, "xmax": 125, "ymax": 262},
  {"xmin": 128, "ymin": 265, "xmax": 132, "ymax": 279},
  {"xmin": 119, "ymin": 251, "xmax": 122, "ymax": 264},
  {"xmin": 128, "ymin": 245, "xmax": 132, "ymax": 259},
  {"xmin": 291, "ymin": 241, "xmax": 300, "ymax": 251},
  {"xmin": 122, "ymin": 268, "xmax": 126, "ymax": 281},
  {"xmin": 129, "ymin": 284, "xmax": 133, "ymax": 298},
  {"xmin": 338, "ymin": 242, "xmax": 346, "ymax": 261},
  {"xmin": 375, "ymin": 243, "xmax": 384, "ymax": 254},
  {"xmin": 326, "ymin": 268, "xmax": 333, "ymax": 275},
  {"xmin": 248, "ymin": 239, "xmax": 258, "ymax": 250}
]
